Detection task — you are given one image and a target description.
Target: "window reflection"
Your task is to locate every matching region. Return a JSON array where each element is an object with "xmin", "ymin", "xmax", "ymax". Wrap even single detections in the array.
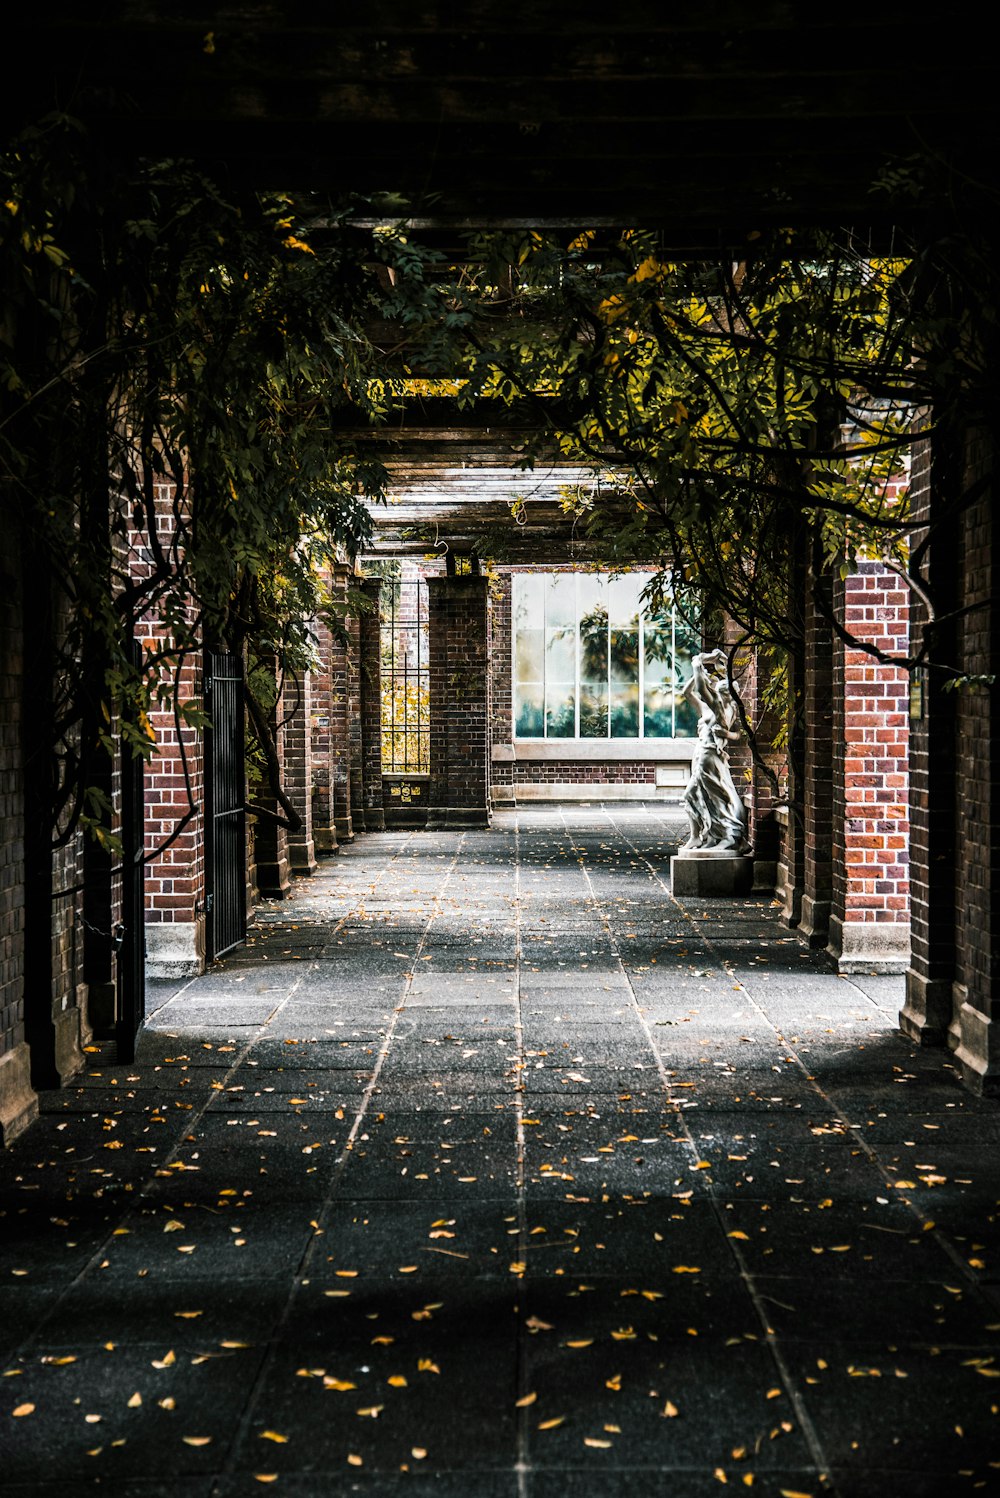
[{"xmin": 512, "ymin": 571, "xmax": 697, "ymax": 740}]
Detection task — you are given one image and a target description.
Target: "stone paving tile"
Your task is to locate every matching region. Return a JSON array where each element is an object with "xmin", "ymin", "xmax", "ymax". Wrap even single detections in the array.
[{"xmin": 5, "ymin": 806, "xmax": 1000, "ymax": 1493}]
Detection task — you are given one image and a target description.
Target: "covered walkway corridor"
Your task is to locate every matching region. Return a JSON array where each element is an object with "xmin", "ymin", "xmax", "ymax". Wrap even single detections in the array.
[{"xmin": 3, "ymin": 808, "xmax": 1000, "ymax": 1494}]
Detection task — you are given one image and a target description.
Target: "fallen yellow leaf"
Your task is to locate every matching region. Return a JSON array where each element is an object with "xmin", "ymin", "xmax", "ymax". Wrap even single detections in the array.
[
  {"xmin": 12, "ymin": 1403, "xmax": 35, "ymax": 1417},
  {"xmin": 260, "ymin": 1430, "xmax": 289, "ymax": 1443},
  {"xmin": 182, "ymin": 1436, "xmax": 212, "ymax": 1446},
  {"xmin": 516, "ymin": 1392, "xmax": 537, "ymax": 1407},
  {"xmin": 538, "ymin": 1416, "xmax": 565, "ymax": 1430}
]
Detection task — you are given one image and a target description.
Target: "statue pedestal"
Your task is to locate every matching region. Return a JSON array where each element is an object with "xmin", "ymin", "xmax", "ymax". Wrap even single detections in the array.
[{"xmin": 671, "ymin": 852, "xmax": 753, "ymax": 897}]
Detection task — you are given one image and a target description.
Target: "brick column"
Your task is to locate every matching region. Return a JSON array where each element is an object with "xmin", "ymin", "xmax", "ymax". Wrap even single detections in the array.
[
  {"xmin": 348, "ymin": 604, "xmax": 366, "ymax": 834},
  {"xmin": 798, "ymin": 555, "xmax": 835, "ymax": 946},
  {"xmin": 901, "ymin": 424, "xmax": 959, "ymax": 1046},
  {"xmin": 284, "ymin": 667, "xmax": 316, "ymax": 874},
  {"xmin": 426, "ymin": 575, "xmax": 492, "ymax": 829},
  {"xmin": 141, "ymin": 644, "xmax": 208, "ymax": 976},
  {"xmin": 950, "ymin": 425, "xmax": 1000, "ymax": 1093},
  {"xmin": 829, "ymin": 564, "xmax": 910, "ymax": 972},
  {"xmin": 310, "ymin": 610, "xmax": 337, "ymax": 855},
  {"xmin": 253, "ymin": 660, "xmax": 292, "ymax": 898},
  {"xmin": 359, "ymin": 578, "xmax": 385, "ymax": 831},
  {"xmin": 328, "ymin": 565, "xmax": 354, "ymax": 843},
  {"xmin": 0, "ymin": 505, "xmax": 37, "ymax": 1141}
]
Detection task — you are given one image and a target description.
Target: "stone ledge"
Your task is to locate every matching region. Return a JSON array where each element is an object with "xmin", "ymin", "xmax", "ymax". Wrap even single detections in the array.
[{"xmin": 493, "ymin": 739, "xmax": 696, "ymax": 763}]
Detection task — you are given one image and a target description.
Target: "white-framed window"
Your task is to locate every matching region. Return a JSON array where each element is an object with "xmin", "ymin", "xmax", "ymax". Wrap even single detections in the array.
[{"xmin": 513, "ymin": 571, "xmax": 699, "ymax": 740}]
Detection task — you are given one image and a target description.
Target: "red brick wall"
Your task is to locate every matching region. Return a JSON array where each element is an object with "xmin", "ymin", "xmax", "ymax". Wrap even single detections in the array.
[
  {"xmin": 427, "ymin": 575, "xmax": 491, "ymax": 826},
  {"xmin": 951, "ymin": 425, "xmax": 1000, "ymax": 1088},
  {"xmin": 310, "ymin": 607, "xmax": 337, "ymax": 852},
  {"xmin": 140, "ymin": 645, "xmax": 206, "ymax": 927},
  {"xmin": 359, "ymin": 578, "xmax": 385, "ymax": 829},
  {"xmin": 901, "ymin": 422, "xmax": 959, "ymax": 1043},
  {"xmin": 284, "ymin": 665, "xmax": 315, "ymax": 872},
  {"xmin": 830, "ymin": 563, "xmax": 910, "ymax": 968}
]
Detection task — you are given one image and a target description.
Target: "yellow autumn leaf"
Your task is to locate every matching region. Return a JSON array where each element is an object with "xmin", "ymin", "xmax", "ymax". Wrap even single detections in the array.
[
  {"xmin": 673, "ymin": 1266, "xmax": 701, "ymax": 1274},
  {"xmin": 323, "ymin": 1379, "xmax": 356, "ymax": 1392},
  {"xmin": 127, "ymin": 1392, "xmax": 142, "ymax": 1408},
  {"xmin": 260, "ymin": 1430, "xmax": 289, "ymax": 1443},
  {"xmin": 347, "ymin": 1454, "xmax": 362, "ymax": 1466},
  {"xmin": 152, "ymin": 1351, "xmax": 176, "ymax": 1369},
  {"xmin": 538, "ymin": 1416, "xmax": 565, "ymax": 1430},
  {"xmin": 585, "ymin": 1437, "xmax": 612, "ymax": 1448},
  {"xmin": 412, "ymin": 1447, "xmax": 427, "ymax": 1459},
  {"xmin": 283, "ymin": 236, "xmax": 315, "ymax": 255},
  {"xmin": 387, "ymin": 1375, "xmax": 408, "ymax": 1388},
  {"xmin": 515, "ymin": 1392, "xmax": 537, "ymax": 1407},
  {"xmin": 418, "ymin": 1359, "xmax": 440, "ymax": 1374},
  {"xmin": 183, "ymin": 1436, "xmax": 212, "ymax": 1446},
  {"xmin": 254, "ymin": 1477, "xmax": 278, "ymax": 1484},
  {"xmin": 727, "ymin": 1231, "xmax": 749, "ymax": 1241},
  {"xmin": 12, "ymin": 1403, "xmax": 35, "ymax": 1417},
  {"xmin": 662, "ymin": 1400, "xmax": 679, "ymax": 1417}
]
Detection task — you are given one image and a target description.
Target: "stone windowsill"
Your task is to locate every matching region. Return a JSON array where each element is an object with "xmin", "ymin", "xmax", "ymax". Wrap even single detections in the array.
[{"xmin": 492, "ymin": 739, "xmax": 696, "ymax": 764}]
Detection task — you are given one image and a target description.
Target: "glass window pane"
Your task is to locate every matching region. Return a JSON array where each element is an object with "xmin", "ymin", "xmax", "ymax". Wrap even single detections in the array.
[
  {"xmin": 546, "ymin": 687, "xmax": 576, "ymax": 738},
  {"xmin": 515, "ymin": 628, "xmax": 544, "ymax": 683},
  {"xmin": 579, "ymin": 684, "xmax": 608, "ymax": 738},
  {"xmin": 545, "ymin": 573, "xmax": 576, "ymax": 628},
  {"xmin": 610, "ymin": 683, "xmax": 639, "ymax": 737},
  {"xmin": 514, "ymin": 574, "xmax": 544, "ymax": 631},
  {"xmin": 609, "ymin": 573, "xmax": 642, "ymax": 629},
  {"xmin": 643, "ymin": 691, "xmax": 673, "ymax": 737},
  {"xmin": 643, "ymin": 621, "xmax": 672, "ymax": 686},
  {"xmin": 546, "ymin": 626, "xmax": 575, "ymax": 680},
  {"xmin": 579, "ymin": 579, "xmax": 609, "ymax": 684},
  {"xmin": 609, "ymin": 628, "xmax": 639, "ymax": 686},
  {"xmin": 515, "ymin": 683, "xmax": 544, "ymax": 737}
]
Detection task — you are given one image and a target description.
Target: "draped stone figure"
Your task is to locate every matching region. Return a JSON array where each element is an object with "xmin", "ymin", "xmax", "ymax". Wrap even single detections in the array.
[{"xmin": 681, "ymin": 649, "xmax": 749, "ymax": 854}]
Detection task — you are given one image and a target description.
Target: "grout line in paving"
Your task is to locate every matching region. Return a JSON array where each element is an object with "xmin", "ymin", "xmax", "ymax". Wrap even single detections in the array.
[
  {"xmin": 211, "ymin": 828, "xmax": 467, "ymax": 1486},
  {"xmin": 592, "ymin": 807, "xmax": 837, "ymax": 1494},
  {"xmin": 512, "ymin": 811, "xmax": 531, "ymax": 1498}
]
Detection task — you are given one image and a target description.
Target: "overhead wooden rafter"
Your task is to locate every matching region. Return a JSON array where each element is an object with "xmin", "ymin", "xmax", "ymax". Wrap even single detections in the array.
[{"xmin": 5, "ymin": 4, "xmax": 989, "ymax": 248}]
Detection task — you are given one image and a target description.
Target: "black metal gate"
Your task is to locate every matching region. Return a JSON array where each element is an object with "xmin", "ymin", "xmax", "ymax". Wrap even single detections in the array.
[
  {"xmin": 204, "ymin": 651, "xmax": 247, "ymax": 961},
  {"xmin": 115, "ymin": 638, "xmax": 145, "ymax": 1063}
]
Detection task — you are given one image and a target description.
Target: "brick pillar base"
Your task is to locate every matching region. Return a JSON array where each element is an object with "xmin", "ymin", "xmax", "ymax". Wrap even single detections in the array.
[{"xmin": 426, "ymin": 575, "xmax": 491, "ymax": 829}]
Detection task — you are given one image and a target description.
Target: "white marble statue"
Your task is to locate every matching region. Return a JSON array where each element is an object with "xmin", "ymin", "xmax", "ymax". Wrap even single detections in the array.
[{"xmin": 680, "ymin": 649, "xmax": 749, "ymax": 855}]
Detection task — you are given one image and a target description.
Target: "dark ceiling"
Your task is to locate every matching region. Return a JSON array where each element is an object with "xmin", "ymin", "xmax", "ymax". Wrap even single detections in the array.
[{"xmin": 6, "ymin": 3, "xmax": 993, "ymax": 248}]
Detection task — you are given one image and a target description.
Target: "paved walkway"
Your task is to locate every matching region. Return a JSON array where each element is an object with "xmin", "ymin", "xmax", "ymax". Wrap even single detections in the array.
[{"xmin": 4, "ymin": 807, "xmax": 1000, "ymax": 1496}]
